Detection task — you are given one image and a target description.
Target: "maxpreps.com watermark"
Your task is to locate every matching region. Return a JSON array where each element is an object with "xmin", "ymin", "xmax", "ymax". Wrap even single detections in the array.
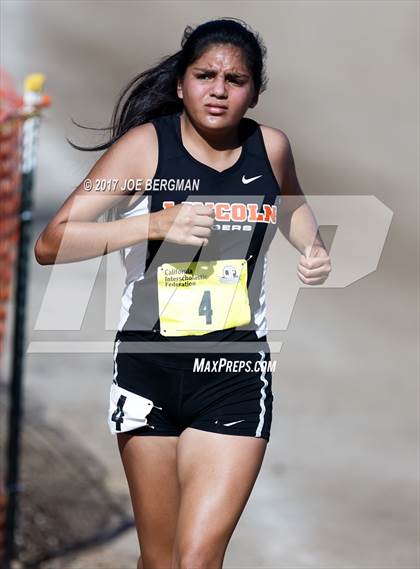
[{"xmin": 193, "ymin": 357, "xmax": 277, "ymax": 373}]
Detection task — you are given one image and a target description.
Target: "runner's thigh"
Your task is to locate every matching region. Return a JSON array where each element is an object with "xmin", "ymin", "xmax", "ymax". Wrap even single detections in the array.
[
  {"xmin": 173, "ymin": 428, "xmax": 267, "ymax": 560},
  {"xmin": 117, "ymin": 434, "xmax": 180, "ymax": 555}
]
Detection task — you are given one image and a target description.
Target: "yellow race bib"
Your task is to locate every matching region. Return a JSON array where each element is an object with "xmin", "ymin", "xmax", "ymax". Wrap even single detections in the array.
[{"xmin": 157, "ymin": 259, "xmax": 251, "ymax": 336}]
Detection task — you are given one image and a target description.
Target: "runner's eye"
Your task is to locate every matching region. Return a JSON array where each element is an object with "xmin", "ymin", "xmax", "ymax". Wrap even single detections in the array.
[{"xmin": 196, "ymin": 74, "xmax": 243, "ymax": 85}]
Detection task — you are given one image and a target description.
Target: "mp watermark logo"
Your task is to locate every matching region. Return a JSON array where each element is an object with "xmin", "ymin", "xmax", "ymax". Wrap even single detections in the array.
[{"xmin": 29, "ymin": 195, "xmax": 393, "ymax": 356}]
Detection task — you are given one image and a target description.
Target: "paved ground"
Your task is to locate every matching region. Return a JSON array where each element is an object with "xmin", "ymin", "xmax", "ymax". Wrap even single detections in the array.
[{"xmin": 1, "ymin": 1, "xmax": 418, "ymax": 567}]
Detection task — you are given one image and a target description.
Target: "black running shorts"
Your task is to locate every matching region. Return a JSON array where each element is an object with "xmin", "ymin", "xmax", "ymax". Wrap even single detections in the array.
[{"xmin": 108, "ymin": 331, "xmax": 274, "ymax": 442}]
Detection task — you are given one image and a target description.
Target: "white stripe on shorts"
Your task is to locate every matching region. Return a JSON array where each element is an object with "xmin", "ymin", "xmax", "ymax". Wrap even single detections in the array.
[
  {"xmin": 113, "ymin": 339, "xmax": 121, "ymax": 384},
  {"xmin": 256, "ymin": 350, "xmax": 268, "ymax": 437}
]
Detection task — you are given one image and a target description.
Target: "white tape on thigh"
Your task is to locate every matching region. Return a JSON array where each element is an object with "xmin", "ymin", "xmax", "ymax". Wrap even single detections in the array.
[{"xmin": 108, "ymin": 383, "xmax": 155, "ymax": 435}]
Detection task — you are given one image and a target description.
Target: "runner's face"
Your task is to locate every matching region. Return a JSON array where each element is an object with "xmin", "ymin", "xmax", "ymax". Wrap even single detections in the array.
[{"xmin": 177, "ymin": 44, "xmax": 257, "ymax": 129}]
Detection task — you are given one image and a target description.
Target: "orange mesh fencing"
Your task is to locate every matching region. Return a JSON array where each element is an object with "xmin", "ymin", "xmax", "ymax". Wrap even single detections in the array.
[
  {"xmin": 0, "ymin": 69, "xmax": 22, "ymax": 358},
  {"xmin": 0, "ymin": 68, "xmax": 22, "ymax": 557}
]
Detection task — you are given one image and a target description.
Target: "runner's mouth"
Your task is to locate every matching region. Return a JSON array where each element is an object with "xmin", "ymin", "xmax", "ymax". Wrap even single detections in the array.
[{"xmin": 205, "ymin": 105, "xmax": 228, "ymax": 114}]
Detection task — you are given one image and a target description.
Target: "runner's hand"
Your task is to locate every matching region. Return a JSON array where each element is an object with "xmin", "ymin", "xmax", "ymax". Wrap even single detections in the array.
[
  {"xmin": 151, "ymin": 202, "xmax": 214, "ymax": 246},
  {"xmin": 297, "ymin": 245, "xmax": 331, "ymax": 285}
]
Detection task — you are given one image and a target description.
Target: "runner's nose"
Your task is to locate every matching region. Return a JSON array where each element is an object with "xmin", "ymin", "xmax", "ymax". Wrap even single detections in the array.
[{"xmin": 210, "ymin": 76, "xmax": 228, "ymax": 98}]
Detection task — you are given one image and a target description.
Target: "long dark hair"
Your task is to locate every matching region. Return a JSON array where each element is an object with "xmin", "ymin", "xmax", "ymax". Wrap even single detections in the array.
[{"xmin": 69, "ymin": 17, "xmax": 268, "ymax": 254}]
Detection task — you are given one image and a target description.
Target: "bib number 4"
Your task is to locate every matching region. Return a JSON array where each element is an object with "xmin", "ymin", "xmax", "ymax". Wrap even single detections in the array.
[
  {"xmin": 111, "ymin": 395, "xmax": 126, "ymax": 432},
  {"xmin": 157, "ymin": 259, "xmax": 251, "ymax": 336},
  {"xmin": 199, "ymin": 290, "xmax": 213, "ymax": 324}
]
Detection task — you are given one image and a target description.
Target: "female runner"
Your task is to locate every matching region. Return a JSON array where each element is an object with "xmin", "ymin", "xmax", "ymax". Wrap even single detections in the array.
[{"xmin": 35, "ymin": 18, "xmax": 331, "ymax": 569}]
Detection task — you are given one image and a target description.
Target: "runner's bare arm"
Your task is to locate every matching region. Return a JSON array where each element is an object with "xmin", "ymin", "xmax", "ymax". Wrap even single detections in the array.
[
  {"xmin": 34, "ymin": 123, "xmax": 215, "ymax": 265},
  {"xmin": 261, "ymin": 126, "xmax": 326, "ymax": 254},
  {"xmin": 34, "ymin": 124, "xmax": 162, "ymax": 264}
]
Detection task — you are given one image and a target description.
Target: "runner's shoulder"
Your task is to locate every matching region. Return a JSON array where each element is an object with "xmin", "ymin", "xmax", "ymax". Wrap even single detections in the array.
[
  {"xmin": 108, "ymin": 122, "xmax": 159, "ymax": 195},
  {"xmin": 259, "ymin": 124, "xmax": 291, "ymax": 164},
  {"xmin": 258, "ymin": 125, "xmax": 292, "ymax": 190},
  {"xmin": 111, "ymin": 121, "xmax": 158, "ymax": 157}
]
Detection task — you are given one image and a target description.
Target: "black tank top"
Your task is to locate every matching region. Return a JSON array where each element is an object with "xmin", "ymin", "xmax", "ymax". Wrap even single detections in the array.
[{"xmin": 117, "ymin": 110, "xmax": 281, "ymax": 344}]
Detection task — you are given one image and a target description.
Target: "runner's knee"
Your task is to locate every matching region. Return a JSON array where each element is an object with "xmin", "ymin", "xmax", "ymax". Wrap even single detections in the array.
[
  {"xmin": 175, "ymin": 541, "xmax": 225, "ymax": 569},
  {"xmin": 140, "ymin": 548, "xmax": 174, "ymax": 568}
]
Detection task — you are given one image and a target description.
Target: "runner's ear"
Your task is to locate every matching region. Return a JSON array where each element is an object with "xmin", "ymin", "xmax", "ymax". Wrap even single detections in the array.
[
  {"xmin": 249, "ymin": 94, "xmax": 258, "ymax": 108},
  {"xmin": 177, "ymin": 79, "xmax": 183, "ymax": 100}
]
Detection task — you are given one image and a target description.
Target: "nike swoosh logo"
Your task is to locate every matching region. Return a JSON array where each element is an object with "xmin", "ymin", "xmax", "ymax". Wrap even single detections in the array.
[
  {"xmin": 242, "ymin": 174, "xmax": 262, "ymax": 184},
  {"xmin": 223, "ymin": 419, "xmax": 246, "ymax": 427}
]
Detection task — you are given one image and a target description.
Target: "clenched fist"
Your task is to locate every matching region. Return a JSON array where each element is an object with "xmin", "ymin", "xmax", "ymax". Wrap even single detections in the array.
[
  {"xmin": 151, "ymin": 202, "xmax": 215, "ymax": 247},
  {"xmin": 297, "ymin": 245, "xmax": 331, "ymax": 285}
]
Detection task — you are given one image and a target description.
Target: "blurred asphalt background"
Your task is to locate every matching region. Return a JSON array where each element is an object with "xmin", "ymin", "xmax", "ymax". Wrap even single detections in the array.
[{"xmin": 1, "ymin": 1, "xmax": 419, "ymax": 567}]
